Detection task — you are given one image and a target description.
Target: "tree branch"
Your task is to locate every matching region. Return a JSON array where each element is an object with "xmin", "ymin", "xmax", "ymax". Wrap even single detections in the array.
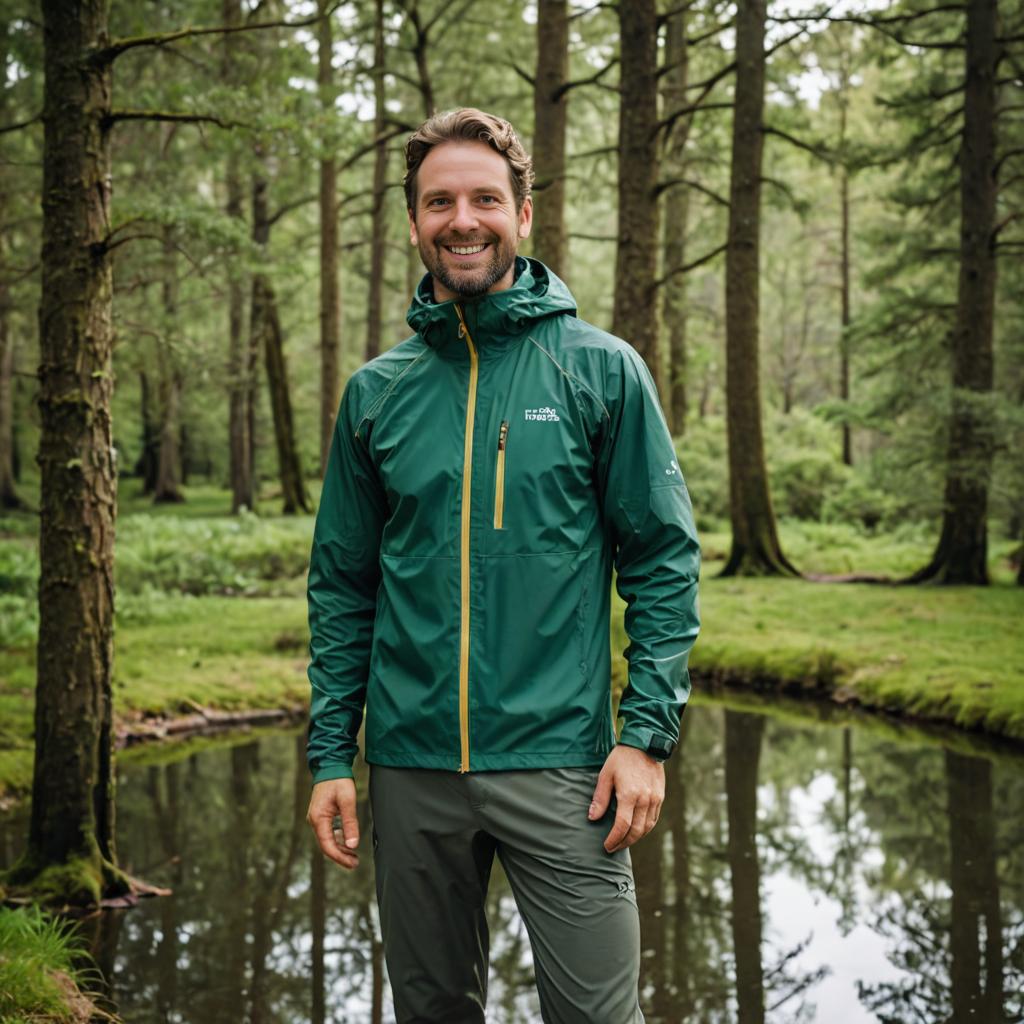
[
  {"xmin": 0, "ymin": 113, "xmax": 40, "ymax": 134},
  {"xmin": 654, "ymin": 242, "xmax": 728, "ymax": 288},
  {"xmin": 89, "ymin": 2, "xmax": 344, "ymax": 65},
  {"xmin": 105, "ymin": 109, "xmax": 248, "ymax": 130},
  {"xmin": 762, "ymin": 125, "xmax": 833, "ymax": 163},
  {"xmin": 654, "ymin": 177, "xmax": 729, "ymax": 206},
  {"xmin": 554, "ymin": 59, "xmax": 619, "ymax": 101}
]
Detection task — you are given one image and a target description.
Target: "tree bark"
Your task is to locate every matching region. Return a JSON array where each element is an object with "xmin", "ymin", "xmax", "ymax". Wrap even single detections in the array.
[
  {"xmin": 222, "ymin": 0, "xmax": 253, "ymax": 512},
  {"xmin": 153, "ymin": 217, "xmax": 184, "ymax": 503},
  {"xmin": 250, "ymin": 153, "xmax": 310, "ymax": 515},
  {"xmin": 908, "ymin": 0, "xmax": 997, "ymax": 585},
  {"xmin": 365, "ymin": 0, "xmax": 388, "ymax": 362},
  {"xmin": 401, "ymin": 0, "xmax": 436, "ymax": 119},
  {"xmin": 0, "ymin": 269, "xmax": 24, "ymax": 509},
  {"xmin": 612, "ymin": 0, "xmax": 661, "ymax": 396},
  {"xmin": 13, "ymin": 0, "xmax": 129, "ymax": 907},
  {"xmin": 725, "ymin": 710, "xmax": 766, "ymax": 1024},
  {"xmin": 720, "ymin": 0, "xmax": 798, "ymax": 577},
  {"xmin": 318, "ymin": 0, "xmax": 341, "ymax": 478},
  {"xmin": 661, "ymin": 6, "xmax": 691, "ymax": 437},
  {"xmin": 532, "ymin": 0, "xmax": 569, "ymax": 281},
  {"xmin": 132, "ymin": 369, "xmax": 159, "ymax": 492}
]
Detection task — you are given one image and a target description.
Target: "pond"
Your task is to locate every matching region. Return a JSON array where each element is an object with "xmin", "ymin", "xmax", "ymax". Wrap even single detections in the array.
[{"xmin": 2, "ymin": 697, "xmax": 1023, "ymax": 1023}]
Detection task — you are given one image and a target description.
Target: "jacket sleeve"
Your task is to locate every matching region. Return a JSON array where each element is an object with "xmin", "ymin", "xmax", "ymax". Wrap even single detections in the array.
[
  {"xmin": 594, "ymin": 346, "xmax": 701, "ymax": 762},
  {"xmin": 306, "ymin": 375, "xmax": 389, "ymax": 784}
]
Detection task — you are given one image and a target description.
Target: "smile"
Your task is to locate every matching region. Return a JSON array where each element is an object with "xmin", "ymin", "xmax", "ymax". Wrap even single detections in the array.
[{"xmin": 444, "ymin": 243, "xmax": 489, "ymax": 256}]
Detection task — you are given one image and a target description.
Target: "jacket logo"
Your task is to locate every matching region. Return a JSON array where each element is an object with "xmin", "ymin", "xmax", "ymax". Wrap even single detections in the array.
[{"xmin": 524, "ymin": 406, "xmax": 560, "ymax": 422}]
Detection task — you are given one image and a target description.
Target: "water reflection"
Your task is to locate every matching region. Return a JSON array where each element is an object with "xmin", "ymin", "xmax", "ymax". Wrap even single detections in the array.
[{"xmin": 2, "ymin": 700, "xmax": 1024, "ymax": 1023}]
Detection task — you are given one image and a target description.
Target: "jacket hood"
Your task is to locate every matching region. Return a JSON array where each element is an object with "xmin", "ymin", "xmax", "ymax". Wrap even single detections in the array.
[{"xmin": 406, "ymin": 256, "xmax": 577, "ymax": 348}]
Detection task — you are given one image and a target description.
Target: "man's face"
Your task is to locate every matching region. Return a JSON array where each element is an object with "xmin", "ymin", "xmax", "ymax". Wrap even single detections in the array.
[{"xmin": 409, "ymin": 141, "xmax": 532, "ymax": 303}]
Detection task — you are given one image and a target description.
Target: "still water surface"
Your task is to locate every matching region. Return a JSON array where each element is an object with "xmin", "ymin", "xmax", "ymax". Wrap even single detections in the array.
[{"xmin": 2, "ymin": 698, "xmax": 1023, "ymax": 1023}]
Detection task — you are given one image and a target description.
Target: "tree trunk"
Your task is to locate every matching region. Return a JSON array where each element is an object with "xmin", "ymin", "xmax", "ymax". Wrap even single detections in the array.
[
  {"xmin": 250, "ymin": 155, "xmax": 310, "ymax": 515},
  {"xmin": 222, "ymin": 0, "xmax": 253, "ymax": 513},
  {"xmin": 532, "ymin": 0, "xmax": 569, "ymax": 281},
  {"xmin": 908, "ymin": 0, "xmax": 997, "ymax": 585},
  {"xmin": 11, "ymin": 0, "xmax": 130, "ymax": 907},
  {"xmin": 153, "ymin": 219, "xmax": 184, "ymax": 503},
  {"xmin": 365, "ymin": 0, "xmax": 388, "ymax": 362},
  {"xmin": 720, "ymin": 0, "xmax": 798, "ymax": 578},
  {"xmin": 318, "ymin": 0, "xmax": 342, "ymax": 478},
  {"xmin": 403, "ymin": 0, "xmax": 436, "ymax": 119},
  {"xmin": 132, "ymin": 369, "xmax": 159, "ymax": 492},
  {"xmin": 839, "ymin": 166, "xmax": 852, "ymax": 466},
  {"xmin": 612, "ymin": 0, "xmax": 661, "ymax": 396},
  {"xmin": 661, "ymin": 6, "xmax": 691, "ymax": 437},
  {"xmin": 0, "ymin": 274, "xmax": 24, "ymax": 509},
  {"xmin": 725, "ymin": 710, "xmax": 766, "ymax": 1024}
]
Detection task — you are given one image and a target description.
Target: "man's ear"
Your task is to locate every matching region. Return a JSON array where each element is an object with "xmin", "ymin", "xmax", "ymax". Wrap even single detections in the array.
[
  {"xmin": 517, "ymin": 196, "xmax": 533, "ymax": 240},
  {"xmin": 408, "ymin": 207, "xmax": 418, "ymax": 246}
]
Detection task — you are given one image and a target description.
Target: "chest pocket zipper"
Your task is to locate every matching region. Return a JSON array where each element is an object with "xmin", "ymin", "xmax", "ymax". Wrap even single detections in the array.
[{"xmin": 494, "ymin": 420, "xmax": 509, "ymax": 530}]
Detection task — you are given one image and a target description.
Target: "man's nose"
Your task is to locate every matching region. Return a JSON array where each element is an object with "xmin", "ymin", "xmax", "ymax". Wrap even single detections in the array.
[{"xmin": 449, "ymin": 197, "xmax": 479, "ymax": 234}]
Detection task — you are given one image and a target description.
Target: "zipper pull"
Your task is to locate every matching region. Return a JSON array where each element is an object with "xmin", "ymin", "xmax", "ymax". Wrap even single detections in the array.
[
  {"xmin": 455, "ymin": 304, "xmax": 467, "ymax": 338},
  {"xmin": 498, "ymin": 420, "xmax": 508, "ymax": 450}
]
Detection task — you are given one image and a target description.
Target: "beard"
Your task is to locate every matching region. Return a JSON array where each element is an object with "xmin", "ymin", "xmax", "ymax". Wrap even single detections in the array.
[{"xmin": 418, "ymin": 231, "xmax": 518, "ymax": 300}]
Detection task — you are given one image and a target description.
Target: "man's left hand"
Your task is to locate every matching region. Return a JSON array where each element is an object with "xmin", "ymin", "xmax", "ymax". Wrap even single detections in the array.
[{"xmin": 589, "ymin": 744, "xmax": 665, "ymax": 853}]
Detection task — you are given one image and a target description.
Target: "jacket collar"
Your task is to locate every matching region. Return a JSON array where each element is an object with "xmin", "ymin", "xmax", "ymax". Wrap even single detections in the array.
[{"xmin": 406, "ymin": 257, "xmax": 577, "ymax": 352}]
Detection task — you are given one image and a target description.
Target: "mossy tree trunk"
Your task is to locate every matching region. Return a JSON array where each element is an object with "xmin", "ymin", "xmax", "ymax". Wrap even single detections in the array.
[
  {"xmin": 222, "ymin": 0, "xmax": 254, "ymax": 513},
  {"xmin": 908, "ymin": 0, "xmax": 997, "ymax": 585},
  {"xmin": 721, "ymin": 0, "xmax": 797, "ymax": 578},
  {"xmin": 318, "ymin": 0, "xmax": 341, "ymax": 478},
  {"xmin": 532, "ymin": 0, "xmax": 569, "ymax": 281},
  {"xmin": 0, "ymin": 267, "xmax": 23, "ymax": 510},
  {"xmin": 612, "ymin": 0, "xmax": 661, "ymax": 397},
  {"xmin": 10, "ymin": 0, "xmax": 130, "ymax": 908}
]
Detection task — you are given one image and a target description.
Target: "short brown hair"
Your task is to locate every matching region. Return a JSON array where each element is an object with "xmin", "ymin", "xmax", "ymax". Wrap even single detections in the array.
[{"xmin": 404, "ymin": 108, "xmax": 534, "ymax": 215}]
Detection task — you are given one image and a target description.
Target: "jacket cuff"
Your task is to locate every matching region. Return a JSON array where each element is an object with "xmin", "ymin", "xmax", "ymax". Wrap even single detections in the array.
[
  {"xmin": 311, "ymin": 762, "xmax": 355, "ymax": 785},
  {"xmin": 617, "ymin": 724, "xmax": 676, "ymax": 763}
]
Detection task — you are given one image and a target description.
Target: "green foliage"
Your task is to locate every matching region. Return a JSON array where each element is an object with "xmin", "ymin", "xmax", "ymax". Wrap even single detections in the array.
[{"xmin": 0, "ymin": 905, "xmax": 95, "ymax": 1023}]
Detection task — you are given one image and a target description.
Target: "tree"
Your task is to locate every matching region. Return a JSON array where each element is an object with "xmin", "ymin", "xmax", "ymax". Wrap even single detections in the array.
[
  {"xmin": 318, "ymin": 0, "xmax": 341, "ymax": 478},
  {"xmin": 612, "ymin": 0, "xmax": 662, "ymax": 395},
  {"xmin": 532, "ymin": 0, "xmax": 570, "ymax": 280},
  {"xmin": 365, "ymin": 0, "xmax": 389, "ymax": 362},
  {"xmin": 908, "ymin": 0, "xmax": 998, "ymax": 584},
  {"xmin": 721, "ymin": 0, "xmax": 798, "ymax": 577},
  {"xmin": 7, "ymin": 0, "xmax": 131, "ymax": 906},
  {"xmin": 660, "ymin": 3, "xmax": 693, "ymax": 436}
]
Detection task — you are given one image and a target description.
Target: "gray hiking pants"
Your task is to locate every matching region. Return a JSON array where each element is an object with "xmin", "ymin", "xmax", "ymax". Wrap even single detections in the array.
[{"xmin": 369, "ymin": 764, "xmax": 645, "ymax": 1024}]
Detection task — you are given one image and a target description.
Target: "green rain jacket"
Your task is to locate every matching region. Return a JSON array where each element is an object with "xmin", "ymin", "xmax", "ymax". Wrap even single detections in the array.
[{"xmin": 307, "ymin": 257, "xmax": 700, "ymax": 783}]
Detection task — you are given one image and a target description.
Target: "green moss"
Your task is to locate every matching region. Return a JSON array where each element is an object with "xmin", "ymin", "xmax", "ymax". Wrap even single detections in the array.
[
  {"xmin": 0, "ymin": 905, "xmax": 98, "ymax": 1023},
  {"xmin": 4, "ymin": 855, "xmax": 103, "ymax": 910}
]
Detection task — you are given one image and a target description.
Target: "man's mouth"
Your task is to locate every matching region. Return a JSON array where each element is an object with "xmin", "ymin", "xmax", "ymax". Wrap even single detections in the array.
[{"xmin": 442, "ymin": 242, "xmax": 489, "ymax": 256}]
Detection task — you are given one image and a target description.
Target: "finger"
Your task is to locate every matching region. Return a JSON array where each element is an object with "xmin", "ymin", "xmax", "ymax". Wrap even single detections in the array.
[
  {"xmin": 589, "ymin": 770, "xmax": 614, "ymax": 821},
  {"xmin": 338, "ymin": 788, "xmax": 360, "ymax": 850},
  {"xmin": 604, "ymin": 796, "xmax": 636, "ymax": 852},
  {"xmin": 610, "ymin": 798, "xmax": 650, "ymax": 853},
  {"xmin": 312, "ymin": 813, "xmax": 358, "ymax": 869}
]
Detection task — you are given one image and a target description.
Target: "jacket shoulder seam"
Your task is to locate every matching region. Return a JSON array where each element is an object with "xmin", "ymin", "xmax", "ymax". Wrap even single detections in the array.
[
  {"xmin": 354, "ymin": 347, "xmax": 433, "ymax": 441},
  {"xmin": 527, "ymin": 336, "xmax": 611, "ymax": 422}
]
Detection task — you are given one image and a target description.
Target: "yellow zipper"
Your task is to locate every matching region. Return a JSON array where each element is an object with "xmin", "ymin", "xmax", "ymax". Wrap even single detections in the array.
[
  {"xmin": 455, "ymin": 305, "xmax": 477, "ymax": 773},
  {"xmin": 494, "ymin": 421, "xmax": 508, "ymax": 529}
]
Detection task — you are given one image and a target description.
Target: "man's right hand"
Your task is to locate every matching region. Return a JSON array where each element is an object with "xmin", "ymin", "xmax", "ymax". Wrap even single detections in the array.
[{"xmin": 307, "ymin": 778, "xmax": 360, "ymax": 870}]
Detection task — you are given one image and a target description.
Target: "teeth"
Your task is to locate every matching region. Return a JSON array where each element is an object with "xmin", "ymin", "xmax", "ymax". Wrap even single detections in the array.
[{"xmin": 448, "ymin": 244, "xmax": 486, "ymax": 255}]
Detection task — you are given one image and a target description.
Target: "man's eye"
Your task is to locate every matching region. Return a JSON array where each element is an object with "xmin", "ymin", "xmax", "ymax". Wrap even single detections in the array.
[
  {"xmin": 479, "ymin": 196, "xmax": 497, "ymax": 204},
  {"xmin": 428, "ymin": 198, "xmax": 450, "ymax": 207}
]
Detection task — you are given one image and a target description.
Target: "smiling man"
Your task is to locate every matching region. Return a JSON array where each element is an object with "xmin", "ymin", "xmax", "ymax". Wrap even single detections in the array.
[{"xmin": 306, "ymin": 108, "xmax": 700, "ymax": 1024}]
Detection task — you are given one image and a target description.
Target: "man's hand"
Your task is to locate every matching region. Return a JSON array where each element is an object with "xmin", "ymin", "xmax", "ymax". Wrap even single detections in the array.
[
  {"xmin": 307, "ymin": 778, "xmax": 360, "ymax": 870},
  {"xmin": 589, "ymin": 745, "xmax": 665, "ymax": 854}
]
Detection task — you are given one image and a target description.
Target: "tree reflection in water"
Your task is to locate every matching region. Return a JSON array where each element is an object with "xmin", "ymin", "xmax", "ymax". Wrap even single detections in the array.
[{"xmin": 2, "ymin": 702, "xmax": 1023, "ymax": 1022}]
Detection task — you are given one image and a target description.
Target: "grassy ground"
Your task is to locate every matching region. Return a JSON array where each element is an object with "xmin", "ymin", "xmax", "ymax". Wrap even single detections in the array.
[
  {"xmin": 1, "ymin": 485, "xmax": 1022, "ymax": 800},
  {"xmin": 0, "ymin": 905, "xmax": 103, "ymax": 1023}
]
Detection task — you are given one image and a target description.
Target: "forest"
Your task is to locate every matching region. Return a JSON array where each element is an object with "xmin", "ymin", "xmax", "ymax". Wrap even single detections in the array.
[{"xmin": 0, "ymin": 0, "xmax": 1022, "ymax": 1020}]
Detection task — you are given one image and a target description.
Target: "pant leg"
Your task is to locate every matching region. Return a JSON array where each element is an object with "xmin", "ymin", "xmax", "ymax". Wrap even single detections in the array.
[
  {"xmin": 369, "ymin": 765, "xmax": 497, "ymax": 1024},
  {"xmin": 474, "ymin": 767, "xmax": 645, "ymax": 1024}
]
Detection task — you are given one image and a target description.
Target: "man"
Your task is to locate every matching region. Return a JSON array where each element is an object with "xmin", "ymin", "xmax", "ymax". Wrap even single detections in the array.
[{"xmin": 306, "ymin": 108, "xmax": 700, "ymax": 1023}]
